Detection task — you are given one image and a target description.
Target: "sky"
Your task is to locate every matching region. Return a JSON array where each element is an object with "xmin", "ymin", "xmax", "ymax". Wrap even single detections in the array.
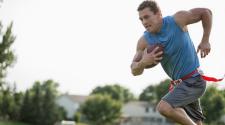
[{"xmin": 0, "ymin": 0, "xmax": 225, "ymax": 96}]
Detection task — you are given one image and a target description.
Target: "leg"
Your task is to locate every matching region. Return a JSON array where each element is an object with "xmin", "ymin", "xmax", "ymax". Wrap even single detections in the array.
[
  {"xmin": 183, "ymin": 99, "xmax": 205, "ymax": 124},
  {"xmin": 157, "ymin": 100, "xmax": 196, "ymax": 125},
  {"xmin": 159, "ymin": 75, "xmax": 206, "ymax": 125},
  {"xmin": 195, "ymin": 121, "xmax": 202, "ymax": 125}
]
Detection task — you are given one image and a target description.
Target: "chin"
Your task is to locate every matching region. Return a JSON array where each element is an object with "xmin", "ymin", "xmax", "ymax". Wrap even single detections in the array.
[
  {"xmin": 146, "ymin": 29, "xmax": 152, "ymax": 33},
  {"xmin": 147, "ymin": 30, "xmax": 154, "ymax": 33},
  {"xmin": 146, "ymin": 28, "xmax": 154, "ymax": 33}
]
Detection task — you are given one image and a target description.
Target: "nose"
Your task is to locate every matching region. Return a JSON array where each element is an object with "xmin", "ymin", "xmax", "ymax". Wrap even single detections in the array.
[{"xmin": 142, "ymin": 19, "xmax": 148, "ymax": 26}]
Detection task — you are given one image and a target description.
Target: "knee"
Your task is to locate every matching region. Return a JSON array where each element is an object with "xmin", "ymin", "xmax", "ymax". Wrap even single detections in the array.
[
  {"xmin": 195, "ymin": 121, "xmax": 202, "ymax": 125},
  {"xmin": 156, "ymin": 101, "xmax": 173, "ymax": 116}
]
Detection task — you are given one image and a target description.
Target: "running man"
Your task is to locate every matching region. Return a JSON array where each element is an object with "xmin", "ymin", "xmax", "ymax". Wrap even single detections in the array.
[{"xmin": 130, "ymin": 1, "xmax": 212, "ymax": 125}]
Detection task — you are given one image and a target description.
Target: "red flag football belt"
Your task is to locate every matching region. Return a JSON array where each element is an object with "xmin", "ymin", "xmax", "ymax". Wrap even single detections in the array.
[{"xmin": 169, "ymin": 69, "xmax": 224, "ymax": 92}]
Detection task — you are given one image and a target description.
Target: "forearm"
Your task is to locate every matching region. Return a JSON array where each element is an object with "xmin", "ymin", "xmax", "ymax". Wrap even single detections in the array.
[
  {"xmin": 201, "ymin": 8, "xmax": 212, "ymax": 42},
  {"xmin": 131, "ymin": 61, "xmax": 145, "ymax": 76}
]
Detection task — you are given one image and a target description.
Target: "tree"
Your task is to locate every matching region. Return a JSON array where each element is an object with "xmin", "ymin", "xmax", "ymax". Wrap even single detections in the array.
[
  {"xmin": 0, "ymin": 83, "xmax": 23, "ymax": 121},
  {"xmin": 154, "ymin": 79, "xmax": 170, "ymax": 101},
  {"xmin": 80, "ymin": 94, "xmax": 122, "ymax": 125},
  {"xmin": 221, "ymin": 88, "xmax": 225, "ymax": 98},
  {"xmin": 31, "ymin": 81, "xmax": 44, "ymax": 125},
  {"xmin": 139, "ymin": 79, "xmax": 170, "ymax": 104},
  {"xmin": 0, "ymin": 22, "xmax": 16, "ymax": 118},
  {"xmin": 20, "ymin": 80, "xmax": 65, "ymax": 125},
  {"xmin": 41, "ymin": 80, "xmax": 65, "ymax": 125},
  {"xmin": 91, "ymin": 84, "xmax": 135, "ymax": 103},
  {"xmin": 0, "ymin": 21, "xmax": 17, "ymax": 121},
  {"xmin": 10, "ymin": 91, "xmax": 23, "ymax": 120},
  {"xmin": 20, "ymin": 90, "xmax": 33, "ymax": 123},
  {"xmin": 139, "ymin": 85, "xmax": 157, "ymax": 103},
  {"xmin": 0, "ymin": 22, "xmax": 16, "ymax": 87},
  {"xmin": 201, "ymin": 85, "xmax": 225, "ymax": 124},
  {"xmin": 7, "ymin": 83, "xmax": 24, "ymax": 121},
  {"xmin": 0, "ymin": 86, "xmax": 14, "ymax": 119}
]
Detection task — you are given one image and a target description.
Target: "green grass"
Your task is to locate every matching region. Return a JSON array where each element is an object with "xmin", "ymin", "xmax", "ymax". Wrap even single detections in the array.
[
  {"xmin": 0, "ymin": 121, "xmax": 88, "ymax": 125},
  {"xmin": 77, "ymin": 123, "xmax": 88, "ymax": 125},
  {"xmin": 0, "ymin": 121, "xmax": 30, "ymax": 125}
]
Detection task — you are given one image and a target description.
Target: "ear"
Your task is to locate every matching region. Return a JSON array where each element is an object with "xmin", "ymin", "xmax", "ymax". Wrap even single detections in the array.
[
  {"xmin": 155, "ymin": 9, "xmax": 162, "ymax": 16},
  {"xmin": 156, "ymin": 10, "xmax": 162, "ymax": 17}
]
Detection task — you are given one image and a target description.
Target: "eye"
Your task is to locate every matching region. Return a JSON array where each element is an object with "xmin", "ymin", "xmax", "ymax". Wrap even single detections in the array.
[{"xmin": 143, "ymin": 15, "xmax": 150, "ymax": 20}]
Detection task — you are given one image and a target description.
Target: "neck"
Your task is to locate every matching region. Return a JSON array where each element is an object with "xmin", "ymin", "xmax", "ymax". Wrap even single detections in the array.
[{"xmin": 155, "ymin": 18, "xmax": 163, "ymax": 33}]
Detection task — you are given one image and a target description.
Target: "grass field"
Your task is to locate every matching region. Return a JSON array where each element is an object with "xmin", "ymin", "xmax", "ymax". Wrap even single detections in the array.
[
  {"xmin": 77, "ymin": 123, "xmax": 88, "ymax": 125},
  {"xmin": 0, "ymin": 121, "xmax": 30, "ymax": 125},
  {"xmin": 0, "ymin": 121, "xmax": 89, "ymax": 125}
]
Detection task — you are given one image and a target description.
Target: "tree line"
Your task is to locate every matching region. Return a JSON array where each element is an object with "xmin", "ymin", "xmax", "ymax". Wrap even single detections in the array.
[
  {"xmin": 77, "ymin": 81, "xmax": 225, "ymax": 125},
  {"xmin": 0, "ymin": 22, "xmax": 67, "ymax": 125}
]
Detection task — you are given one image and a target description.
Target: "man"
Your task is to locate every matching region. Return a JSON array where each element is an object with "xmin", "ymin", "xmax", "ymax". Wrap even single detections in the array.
[{"xmin": 130, "ymin": 0, "xmax": 212, "ymax": 125}]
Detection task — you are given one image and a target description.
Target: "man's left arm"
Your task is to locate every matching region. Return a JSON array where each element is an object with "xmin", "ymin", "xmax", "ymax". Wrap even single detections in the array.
[{"xmin": 174, "ymin": 8, "xmax": 213, "ymax": 58}]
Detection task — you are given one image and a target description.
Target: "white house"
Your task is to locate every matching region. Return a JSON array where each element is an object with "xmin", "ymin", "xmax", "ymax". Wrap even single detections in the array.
[
  {"xmin": 56, "ymin": 94, "xmax": 88, "ymax": 119},
  {"xmin": 56, "ymin": 95, "xmax": 174, "ymax": 124},
  {"xmin": 120, "ymin": 101, "xmax": 175, "ymax": 125},
  {"xmin": 221, "ymin": 115, "xmax": 225, "ymax": 123}
]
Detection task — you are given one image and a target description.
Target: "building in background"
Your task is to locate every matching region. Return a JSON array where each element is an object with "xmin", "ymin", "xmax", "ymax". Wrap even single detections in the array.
[
  {"xmin": 56, "ymin": 94, "xmax": 87, "ymax": 119},
  {"xmin": 56, "ymin": 94, "xmax": 174, "ymax": 125},
  {"xmin": 120, "ymin": 101, "xmax": 174, "ymax": 125}
]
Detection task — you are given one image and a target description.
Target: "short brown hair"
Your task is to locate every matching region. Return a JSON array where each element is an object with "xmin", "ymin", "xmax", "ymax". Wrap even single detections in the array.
[{"xmin": 137, "ymin": 0, "xmax": 160, "ymax": 14}]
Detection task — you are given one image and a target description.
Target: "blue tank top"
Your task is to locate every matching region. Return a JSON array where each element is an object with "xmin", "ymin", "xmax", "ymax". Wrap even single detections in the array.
[{"xmin": 144, "ymin": 16, "xmax": 199, "ymax": 80}]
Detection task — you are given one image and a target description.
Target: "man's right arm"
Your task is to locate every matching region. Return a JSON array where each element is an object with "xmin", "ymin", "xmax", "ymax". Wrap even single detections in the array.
[
  {"xmin": 131, "ymin": 36, "xmax": 163, "ymax": 76},
  {"xmin": 130, "ymin": 36, "xmax": 147, "ymax": 76},
  {"xmin": 131, "ymin": 51, "xmax": 146, "ymax": 76}
]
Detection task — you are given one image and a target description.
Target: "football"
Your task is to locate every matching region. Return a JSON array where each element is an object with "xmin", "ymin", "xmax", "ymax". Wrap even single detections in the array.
[
  {"xmin": 145, "ymin": 43, "xmax": 164, "ymax": 68},
  {"xmin": 147, "ymin": 43, "xmax": 164, "ymax": 54}
]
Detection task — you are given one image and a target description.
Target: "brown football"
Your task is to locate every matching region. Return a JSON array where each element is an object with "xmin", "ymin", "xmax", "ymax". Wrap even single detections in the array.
[
  {"xmin": 145, "ymin": 44, "xmax": 164, "ymax": 68},
  {"xmin": 147, "ymin": 43, "xmax": 164, "ymax": 54}
]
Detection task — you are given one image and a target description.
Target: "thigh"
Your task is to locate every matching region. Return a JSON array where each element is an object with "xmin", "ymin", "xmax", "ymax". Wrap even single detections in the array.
[
  {"xmin": 195, "ymin": 120, "xmax": 203, "ymax": 125},
  {"xmin": 162, "ymin": 75, "xmax": 206, "ymax": 108},
  {"xmin": 183, "ymin": 99, "xmax": 205, "ymax": 122}
]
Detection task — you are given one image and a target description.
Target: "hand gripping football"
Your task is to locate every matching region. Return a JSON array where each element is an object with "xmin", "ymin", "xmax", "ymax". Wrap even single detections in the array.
[{"xmin": 145, "ymin": 43, "xmax": 164, "ymax": 68}]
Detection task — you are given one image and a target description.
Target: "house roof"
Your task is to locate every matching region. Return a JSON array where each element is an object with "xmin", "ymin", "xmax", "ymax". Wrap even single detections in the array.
[{"xmin": 69, "ymin": 95, "xmax": 88, "ymax": 103}]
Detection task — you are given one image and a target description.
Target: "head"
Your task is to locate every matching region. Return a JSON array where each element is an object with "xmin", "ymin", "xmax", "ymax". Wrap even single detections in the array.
[{"xmin": 137, "ymin": 0, "xmax": 162, "ymax": 33}]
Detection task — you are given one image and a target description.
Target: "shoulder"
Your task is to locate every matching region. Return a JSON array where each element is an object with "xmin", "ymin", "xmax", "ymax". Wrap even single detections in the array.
[
  {"xmin": 137, "ymin": 35, "xmax": 148, "ymax": 51},
  {"xmin": 173, "ymin": 10, "xmax": 190, "ymax": 26},
  {"xmin": 173, "ymin": 8, "xmax": 212, "ymax": 29},
  {"xmin": 173, "ymin": 10, "xmax": 191, "ymax": 31}
]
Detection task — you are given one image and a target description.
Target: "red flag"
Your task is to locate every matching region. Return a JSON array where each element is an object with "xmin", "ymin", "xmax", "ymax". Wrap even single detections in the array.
[{"xmin": 201, "ymin": 75, "xmax": 224, "ymax": 82}]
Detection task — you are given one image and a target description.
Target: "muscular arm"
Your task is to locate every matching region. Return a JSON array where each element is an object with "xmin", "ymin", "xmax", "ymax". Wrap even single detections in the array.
[
  {"xmin": 174, "ymin": 8, "xmax": 212, "ymax": 58},
  {"xmin": 174, "ymin": 8, "xmax": 212, "ymax": 39},
  {"xmin": 130, "ymin": 36, "xmax": 163, "ymax": 76},
  {"xmin": 130, "ymin": 36, "xmax": 147, "ymax": 76}
]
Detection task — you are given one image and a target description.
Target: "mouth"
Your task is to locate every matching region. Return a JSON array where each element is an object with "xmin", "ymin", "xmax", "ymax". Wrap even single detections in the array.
[{"xmin": 145, "ymin": 25, "xmax": 151, "ymax": 29}]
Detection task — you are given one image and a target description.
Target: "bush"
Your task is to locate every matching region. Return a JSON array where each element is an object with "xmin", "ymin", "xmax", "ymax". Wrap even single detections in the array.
[{"xmin": 74, "ymin": 112, "xmax": 81, "ymax": 123}]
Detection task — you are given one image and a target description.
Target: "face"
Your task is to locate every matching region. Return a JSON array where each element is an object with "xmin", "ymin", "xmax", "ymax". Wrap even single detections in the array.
[{"xmin": 139, "ymin": 8, "xmax": 162, "ymax": 33}]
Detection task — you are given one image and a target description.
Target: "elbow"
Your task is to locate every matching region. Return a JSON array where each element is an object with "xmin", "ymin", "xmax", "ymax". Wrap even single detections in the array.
[
  {"xmin": 132, "ymin": 71, "xmax": 141, "ymax": 76},
  {"xmin": 206, "ymin": 8, "xmax": 212, "ymax": 16},
  {"xmin": 130, "ymin": 63, "xmax": 144, "ymax": 76},
  {"xmin": 132, "ymin": 71, "xmax": 139, "ymax": 76},
  {"xmin": 203, "ymin": 8, "xmax": 212, "ymax": 16},
  {"xmin": 131, "ymin": 68, "xmax": 143, "ymax": 76}
]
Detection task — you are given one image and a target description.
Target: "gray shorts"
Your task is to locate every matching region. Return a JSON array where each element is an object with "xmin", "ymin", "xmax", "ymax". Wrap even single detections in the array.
[{"xmin": 162, "ymin": 75, "xmax": 206, "ymax": 121}]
